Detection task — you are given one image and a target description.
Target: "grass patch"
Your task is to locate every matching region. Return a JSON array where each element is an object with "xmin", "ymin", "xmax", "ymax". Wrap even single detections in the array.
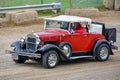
[
  {"xmin": 0, "ymin": 14, "xmax": 5, "ymax": 18},
  {"xmin": 0, "ymin": 0, "xmax": 103, "ymax": 11},
  {"xmin": 38, "ymin": 10, "xmax": 55, "ymax": 16},
  {"xmin": 96, "ymin": 5, "xmax": 109, "ymax": 11},
  {"xmin": 37, "ymin": 10, "xmax": 64, "ymax": 16},
  {"xmin": 72, "ymin": 0, "xmax": 104, "ymax": 8},
  {"xmin": 0, "ymin": 0, "xmax": 105, "ymax": 17}
]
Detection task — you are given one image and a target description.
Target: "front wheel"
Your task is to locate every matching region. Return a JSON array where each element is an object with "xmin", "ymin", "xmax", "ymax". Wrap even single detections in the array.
[
  {"xmin": 95, "ymin": 43, "xmax": 110, "ymax": 61},
  {"xmin": 13, "ymin": 59, "xmax": 26, "ymax": 63},
  {"xmin": 12, "ymin": 48, "xmax": 26, "ymax": 63},
  {"xmin": 42, "ymin": 50, "xmax": 59, "ymax": 68}
]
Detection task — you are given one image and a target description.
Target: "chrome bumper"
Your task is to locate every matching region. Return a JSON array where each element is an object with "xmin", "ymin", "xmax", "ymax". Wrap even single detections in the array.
[{"xmin": 6, "ymin": 50, "xmax": 41, "ymax": 58}]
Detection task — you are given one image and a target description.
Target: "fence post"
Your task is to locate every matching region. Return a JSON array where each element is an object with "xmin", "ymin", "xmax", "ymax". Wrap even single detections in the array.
[
  {"xmin": 70, "ymin": 0, "xmax": 72, "ymax": 8},
  {"xmin": 25, "ymin": 0, "xmax": 28, "ymax": 5},
  {"xmin": 87, "ymin": 0, "xmax": 90, "ymax": 7},
  {"xmin": 41, "ymin": 0, "xmax": 43, "ymax": 4},
  {"xmin": 56, "ymin": 0, "xmax": 60, "ymax": 2},
  {"xmin": 96, "ymin": 0, "xmax": 99, "ymax": 4},
  {"xmin": 76, "ymin": 0, "xmax": 79, "ymax": 8}
]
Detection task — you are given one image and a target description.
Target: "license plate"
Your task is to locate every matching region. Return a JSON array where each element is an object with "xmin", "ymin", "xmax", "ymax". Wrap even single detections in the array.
[{"xmin": 12, "ymin": 53, "xmax": 18, "ymax": 60}]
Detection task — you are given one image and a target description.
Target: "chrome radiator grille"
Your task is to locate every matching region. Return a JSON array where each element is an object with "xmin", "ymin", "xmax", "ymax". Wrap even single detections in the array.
[{"xmin": 26, "ymin": 37, "xmax": 36, "ymax": 51}]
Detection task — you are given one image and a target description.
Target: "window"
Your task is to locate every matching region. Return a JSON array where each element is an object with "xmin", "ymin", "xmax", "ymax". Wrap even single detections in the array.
[{"xmin": 46, "ymin": 20, "xmax": 69, "ymax": 30}]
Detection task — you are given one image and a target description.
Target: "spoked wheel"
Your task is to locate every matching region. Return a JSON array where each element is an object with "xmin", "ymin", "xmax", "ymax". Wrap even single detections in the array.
[
  {"xmin": 95, "ymin": 44, "xmax": 110, "ymax": 61},
  {"xmin": 59, "ymin": 42, "xmax": 72, "ymax": 58},
  {"xmin": 42, "ymin": 50, "xmax": 59, "ymax": 68}
]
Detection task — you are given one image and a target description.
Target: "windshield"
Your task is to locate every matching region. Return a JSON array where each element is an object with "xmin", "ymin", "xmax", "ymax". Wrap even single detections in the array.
[{"xmin": 45, "ymin": 20, "xmax": 69, "ymax": 30}]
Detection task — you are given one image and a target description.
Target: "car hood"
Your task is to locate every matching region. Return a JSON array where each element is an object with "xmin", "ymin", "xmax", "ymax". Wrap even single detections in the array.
[{"xmin": 36, "ymin": 29, "xmax": 69, "ymax": 42}]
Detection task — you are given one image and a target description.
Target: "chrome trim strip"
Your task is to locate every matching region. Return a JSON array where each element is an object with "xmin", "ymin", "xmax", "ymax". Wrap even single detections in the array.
[{"xmin": 70, "ymin": 56, "xmax": 93, "ymax": 60}]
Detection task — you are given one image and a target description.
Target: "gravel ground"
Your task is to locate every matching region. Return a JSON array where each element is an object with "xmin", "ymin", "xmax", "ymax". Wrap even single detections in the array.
[{"xmin": 0, "ymin": 11, "xmax": 120, "ymax": 80}]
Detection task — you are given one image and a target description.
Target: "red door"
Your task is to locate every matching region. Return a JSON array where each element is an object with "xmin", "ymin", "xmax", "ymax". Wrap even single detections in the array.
[
  {"xmin": 62, "ymin": 32, "xmax": 93, "ymax": 53},
  {"xmin": 70, "ymin": 32, "xmax": 92, "ymax": 52}
]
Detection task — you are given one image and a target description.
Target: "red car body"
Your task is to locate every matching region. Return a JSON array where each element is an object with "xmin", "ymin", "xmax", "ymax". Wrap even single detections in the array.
[
  {"xmin": 37, "ymin": 29, "xmax": 105, "ymax": 52},
  {"xmin": 7, "ymin": 15, "xmax": 117, "ymax": 68}
]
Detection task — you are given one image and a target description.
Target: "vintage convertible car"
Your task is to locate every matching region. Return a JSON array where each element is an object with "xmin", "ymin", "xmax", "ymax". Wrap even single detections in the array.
[{"xmin": 7, "ymin": 15, "xmax": 118, "ymax": 68}]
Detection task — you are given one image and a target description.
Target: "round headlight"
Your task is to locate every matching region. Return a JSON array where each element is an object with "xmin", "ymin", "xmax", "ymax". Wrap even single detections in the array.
[
  {"xmin": 36, "ymin": 37, "xmax": 41, "ymax": 45},
  {"xmin": 36, "ymin": 39, "xmax": 40, "ymax": 45},
  {"xmin": 33, "ymin": 33, "xmax": 41, "ymax": 45},
  {"xmin": 20, "ymin": 37, "xmax": 25, "ymax": 48},
  {"xmin": 20, "ymin": 37, "xmax": 25, "ymax": 42}
]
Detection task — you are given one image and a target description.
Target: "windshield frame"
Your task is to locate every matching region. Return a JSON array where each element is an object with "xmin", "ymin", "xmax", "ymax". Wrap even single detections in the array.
[
  {"xmin": 44, "ymin": 20, "xmax": 92, "ymax": 34},
  {"xmin": 44, "ymin": 20, "xmax": 70, "ymax": 30}
]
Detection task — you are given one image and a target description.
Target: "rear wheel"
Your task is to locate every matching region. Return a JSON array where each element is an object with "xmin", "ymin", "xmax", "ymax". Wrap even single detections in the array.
[
  {"xmin": 95, "ymin": 43, "xmax": 110, "ymax": 61},
  {"xmin": 42, "ymin": 50, "xmax": 59, "ymax": 68}
]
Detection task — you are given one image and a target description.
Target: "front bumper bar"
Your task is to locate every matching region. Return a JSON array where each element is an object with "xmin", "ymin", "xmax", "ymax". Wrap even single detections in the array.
[{"xmin": 6, "ymin": 50, "xmax": 41, "ymax": 58}]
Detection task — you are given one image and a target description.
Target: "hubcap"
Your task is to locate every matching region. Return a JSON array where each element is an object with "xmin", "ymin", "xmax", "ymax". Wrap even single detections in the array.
[
  {"xmin": 48, "ymin": 53, "xmax": 57, "ymax": 67},
  {"xmin": 100, "ymin": 47, "xmax": 108, "ymax": 60},
  {"xmin": 62, "ymin": 45, "xmax": 71, "ymax": 57}
]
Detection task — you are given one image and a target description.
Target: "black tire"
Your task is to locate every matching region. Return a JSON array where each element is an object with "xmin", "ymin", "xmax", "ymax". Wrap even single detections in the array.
[
  {"xmin": 95, "ymin": 43, "xmax": 110, "ymax": 61},
  {"xmin": 42, "ymin": 50, "xmax": 59, "ymax": 68},
  {"xmin": 59, "ymin": 42, "xmax": 72, "ymax": 58},
  {"xmin": 13, "ymin": 59, "xmax": 26, "ymax": 63},
  {"xmin": 12, "ymin": 48, "xmax": 26, "ymax": 63}
]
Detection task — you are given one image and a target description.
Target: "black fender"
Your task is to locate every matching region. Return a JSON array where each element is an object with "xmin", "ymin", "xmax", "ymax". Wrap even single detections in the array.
[
  {"xmin": 35, "ymin": 44, "xmax": 69, "ymax": 60},
  {"xmin": 59, "ymin": 42, "xmax": 72, "ymax": 49},
  {"xmin": 92, "ymin": 39, "xmax": 113, "ymax": 57},
  {"xmin": 11, "ymin": 41, "xmax": 21, "ymax": 51}
]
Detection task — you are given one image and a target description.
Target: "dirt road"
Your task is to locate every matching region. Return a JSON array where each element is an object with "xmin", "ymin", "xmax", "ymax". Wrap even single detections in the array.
[{"xmin": 0, "ymin": 11, "xmax": 120, "ymax": 80}]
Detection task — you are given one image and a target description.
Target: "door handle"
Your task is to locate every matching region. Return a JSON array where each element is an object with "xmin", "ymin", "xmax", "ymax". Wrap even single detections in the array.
[{"xmin": 83, "ymin": 35, "xmax": 87, "ymax": 37}]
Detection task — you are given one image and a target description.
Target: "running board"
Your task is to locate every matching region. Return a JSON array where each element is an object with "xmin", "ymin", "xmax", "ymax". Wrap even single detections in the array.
[{"xmin": 70, "ymin": 56, "xmax": 93, "ymax": 60}]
